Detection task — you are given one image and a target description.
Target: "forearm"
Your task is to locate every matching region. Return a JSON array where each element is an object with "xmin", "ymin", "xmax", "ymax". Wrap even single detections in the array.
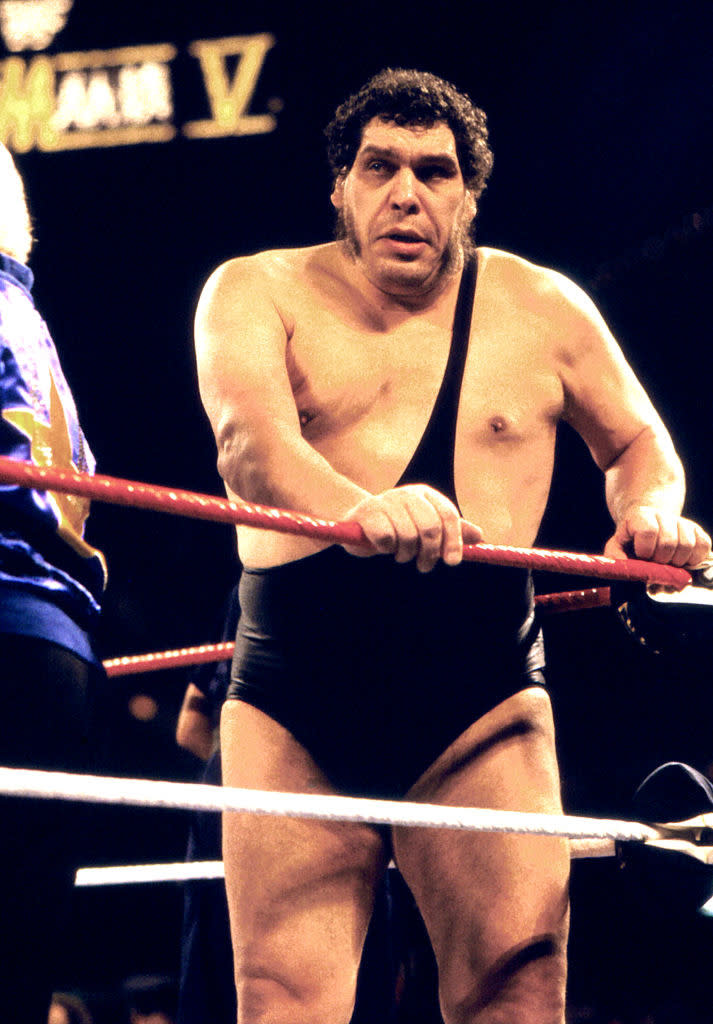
[
  {"xmin": 217, "ymin": 422, "xmax": 369, "ymax": 519},
  {"xmin": 604, "ymin": 424, "xmax": 685, "ymax": 523},
  {"xmin": 176, "ymin": 686, "xmax": 215, "ymax": 761}
]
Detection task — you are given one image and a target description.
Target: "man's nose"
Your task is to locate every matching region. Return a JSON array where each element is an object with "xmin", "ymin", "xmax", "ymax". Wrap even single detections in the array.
[{"xmin": 389, "ymin": 168, "xmax": 419, "ymax": 211}]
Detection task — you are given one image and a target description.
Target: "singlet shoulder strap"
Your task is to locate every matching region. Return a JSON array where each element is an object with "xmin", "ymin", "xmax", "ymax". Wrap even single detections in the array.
[
  {"xmin": 395, "ymin": 253, "xmax": 478, "ymax": 503},
  {"xmin": 451, "ymin": 252, "xmax": 478, "ymax": 357}
]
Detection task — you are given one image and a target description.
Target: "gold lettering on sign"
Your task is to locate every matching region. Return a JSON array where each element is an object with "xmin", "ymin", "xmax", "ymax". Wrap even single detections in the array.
[
  {"xmin": 184, "ymin": 33, "xmax": 276, "ymax": 139},
  {"xmin": 50, "ymin": 44, "xmax": 176, "ymax": 148},
  {"xmin": 0, "ymin": 0, "xmax": 74, "ymax": 53},
  {"xmin": 0, "ymin": 55, "xmax": 57, "ymax": 152},
  {"xmin": 0, "ymin": 34, "xmax": 280, "ymax": 152}
]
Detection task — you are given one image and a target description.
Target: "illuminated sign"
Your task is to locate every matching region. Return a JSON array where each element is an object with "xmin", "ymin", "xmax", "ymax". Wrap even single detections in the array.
[
  {"xmin": 0, "ymin": 0, "xmax": 73, "ymax": 53},
  {"xmin": 0, "ymin": 26, "xmax": 279, "ymax": 152}
]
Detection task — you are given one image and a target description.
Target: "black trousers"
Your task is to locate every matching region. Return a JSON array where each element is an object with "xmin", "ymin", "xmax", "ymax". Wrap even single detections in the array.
[
  {"xmin": 178, "ymin": 751, "xmax": 237, "ymax": 1024},
  {"xmin": 0, "ymin": 633, "xmax": 98, "ymax": 1024}
]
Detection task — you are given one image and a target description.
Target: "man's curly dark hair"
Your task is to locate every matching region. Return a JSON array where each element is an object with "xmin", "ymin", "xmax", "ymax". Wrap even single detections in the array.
[{"xmin": 325, "ymin": 68, "xmax": 494, "ymax": 200}]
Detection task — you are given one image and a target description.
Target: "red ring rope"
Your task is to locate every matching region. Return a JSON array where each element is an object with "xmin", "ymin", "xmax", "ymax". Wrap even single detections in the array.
[
  {"xmin": 102, "ymin": 588, "xmax": 612, "ymax": 677},
  {"xmin": 535, "ymin": 587, "xmax": 612, "ymax": 614},
  {"xmin": 103, "ymin": 641, "xmax": 235, "ymax": 677},
  {"xmin": 0, "ymin": 457, "xmax": 691, "ymax": 589}
]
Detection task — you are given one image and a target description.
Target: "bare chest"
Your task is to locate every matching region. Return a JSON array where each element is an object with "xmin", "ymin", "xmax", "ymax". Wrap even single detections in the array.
[
  {"xmin": 288, "ymin": 312, "xmax": 445, "ymax": 439},
  {"xmin": 285, "ymin": 298, "xmax": 565, "ymax": 489}
]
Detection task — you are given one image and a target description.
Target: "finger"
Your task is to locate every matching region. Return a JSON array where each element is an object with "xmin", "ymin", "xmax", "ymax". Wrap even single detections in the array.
[
  {"xmin": 604, "ymin": 535, "xmax": 628, "ymax": 561},
  {"xmin": 420, "ymin": 490, "xmax": 465, "ymax": 567},
  {"xmin": 377, "ymin": 495, "xmax": 421, "ymax": 565},
  {"xmin": 647, "ymin": 513, "xmax": 679, "ymax": 564},
  {"xmin": 399, "ymin": 492, "xmax": 444, "ymax": 571},
  {"xmin": 363, "ymin": 509, "xmax": 400, "ymax": 554},
  {"xmin": 620, "ymin": 507, "xmax": 661, "ymax": 561},
  {"xmin": 461, "ymin": 518, "xmax": 484, "ymax": 546},
  {"xmin": 669, "ymin": 518, "xmax": 698, "ymax": 568},
  {"xmin": 688, "ymin": 523, "xmax": 712, "ymax": 568},
  {"xmin": 344, "ymin": 505, "xmax": 397, "ymax": 557}
]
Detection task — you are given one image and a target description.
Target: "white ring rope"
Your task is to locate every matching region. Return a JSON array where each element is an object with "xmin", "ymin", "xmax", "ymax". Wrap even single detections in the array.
[
  {"xmin": 73, "ymin": 836, "xmax": 713, "ymax": 894},
  {"xmin": 75, "ymin": 860, "xmax": 226, "ymax": 887},
  {"xmin": 0, "ymin": 765, "xmax": 659, "ymax": 843},
  {"xmin": 74, "ymin": 842, "xmax": 618, "ymax": 888}
]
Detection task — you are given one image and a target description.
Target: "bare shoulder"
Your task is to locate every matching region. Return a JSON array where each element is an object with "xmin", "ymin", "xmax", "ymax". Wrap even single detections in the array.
[
  {"xmin": 197, "ymin": 243, "xmax": 338, "ymax": 319},
  {"xmin": 478, "ymin": 246, "xmax": 618, "ymax": 374},
  {"xmin": 478, "ymin": 246, "xmax": 600, "ymax": 323}
]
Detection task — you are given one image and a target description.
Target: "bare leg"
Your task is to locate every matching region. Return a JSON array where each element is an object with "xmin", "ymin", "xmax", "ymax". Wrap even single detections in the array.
[
  {"xmin": 221, "ymin": 701, "xmax": 389, "ymax": 1024},
  {"xmin": 393, "ymin": 687, "xmax": 570, "ymax": 1024}
]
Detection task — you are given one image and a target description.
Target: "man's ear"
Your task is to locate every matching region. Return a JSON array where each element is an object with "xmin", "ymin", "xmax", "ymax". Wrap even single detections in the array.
[{"xmin": 330, "ymin": 173, "xmax": 345, "ymax": 211}]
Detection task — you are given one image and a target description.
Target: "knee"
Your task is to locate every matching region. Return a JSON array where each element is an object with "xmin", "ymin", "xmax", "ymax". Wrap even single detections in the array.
[
  {"xmin": 439, "ymin": 932, "xmax": 567, "ymax": 1024},
  {"xmin": 235, "ymin": 966, "xmax": 356, "ymax": 1024}
]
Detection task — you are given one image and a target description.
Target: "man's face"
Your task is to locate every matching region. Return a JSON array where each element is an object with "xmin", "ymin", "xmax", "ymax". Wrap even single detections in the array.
[{"xmin": 331, "ymin": 117, "xmax": 475, "ymax": 298}]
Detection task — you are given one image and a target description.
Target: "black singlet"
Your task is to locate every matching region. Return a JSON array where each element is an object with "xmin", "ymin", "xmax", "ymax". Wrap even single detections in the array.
[
  {"xmin": 228, "ymin": 254, "xmax": 544, "ymax": 799},
  {"xmin": 396, "ymin": 253, "xmax": 477, "ymax": 503}
]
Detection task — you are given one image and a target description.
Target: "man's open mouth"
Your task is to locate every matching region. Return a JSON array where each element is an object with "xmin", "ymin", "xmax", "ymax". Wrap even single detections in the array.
[{"xmin": 384, "ymin": 231, "xmax": 425, "ymax": 243}]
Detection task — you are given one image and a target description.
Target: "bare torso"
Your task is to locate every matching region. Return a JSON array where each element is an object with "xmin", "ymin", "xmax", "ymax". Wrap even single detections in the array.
[
  {"xmin": 232, "ymin": 243, "xmax": 566, "ymax": 567},
  {"xmin": 210, "ymin": 109, "xmax": 704, "ymax": 1024}
]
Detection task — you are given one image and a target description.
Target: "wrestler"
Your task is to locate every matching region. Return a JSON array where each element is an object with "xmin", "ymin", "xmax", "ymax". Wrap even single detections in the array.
[{"xmin": 194, "ymin": 69, "xmax": 710, "ymax": 1024}]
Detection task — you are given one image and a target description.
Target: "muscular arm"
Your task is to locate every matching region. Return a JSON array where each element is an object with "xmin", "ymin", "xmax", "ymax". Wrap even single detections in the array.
[
  {"xmin": 553, "ymin": 272, "xmax": 709, "ymax": 566},
  {"xmin": 195, "ymin": 256, "xmax": 366, "ymax": 518},
  {"xmin": 195, "ymin": 254, "xmax": 475, "ymax": 570},
  {"xmin": 603, "ymin": 421, "xmax": 683, "ymax": 524}
]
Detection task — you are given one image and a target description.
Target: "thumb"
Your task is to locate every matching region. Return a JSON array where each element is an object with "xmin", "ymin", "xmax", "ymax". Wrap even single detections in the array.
[
  {"xmin": 461, "ymin": 519, "xmax": 484, "ymax": 545},
  {"xmin": 604, "ymin": 534, "xmax": 629, "ymax": 560}
]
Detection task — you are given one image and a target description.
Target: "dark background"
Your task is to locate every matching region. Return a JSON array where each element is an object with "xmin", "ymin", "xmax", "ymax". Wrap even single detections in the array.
[{"xmin": 6, "ymin": 1, "xmax": 713, "ymax": 1018}]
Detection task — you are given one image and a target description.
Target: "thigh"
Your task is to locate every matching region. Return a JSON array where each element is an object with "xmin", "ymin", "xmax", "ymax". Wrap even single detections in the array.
[
  {"xmin": 392, "ymin": 687, "xmax": 570, "ymax": 1021},
  {"xmin": 220, "ymin": 700, "xmax": 390, "ymax": 1023}
]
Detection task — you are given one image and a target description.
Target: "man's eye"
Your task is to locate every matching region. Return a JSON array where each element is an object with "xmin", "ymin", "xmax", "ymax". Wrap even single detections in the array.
[
  {"xmin": 419, "ymin": 166, "xmax": 448, "ymax": 181},
  {"xmin": 368, "ymin": 160, "xmax": 390, "ymax": 173}
]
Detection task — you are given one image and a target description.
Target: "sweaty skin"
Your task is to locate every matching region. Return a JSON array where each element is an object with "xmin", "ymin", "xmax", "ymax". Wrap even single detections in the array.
[
  {"xmin": 196, "ymin": 240, "xmax": 706, "ymax": 571},
  {"xmin": 197, "ymin": 119, "xmax": 709, "ymax": 576},
  {"xmin": 196, "ymin": 118, "xmax": 710, "ymax": 1024}
]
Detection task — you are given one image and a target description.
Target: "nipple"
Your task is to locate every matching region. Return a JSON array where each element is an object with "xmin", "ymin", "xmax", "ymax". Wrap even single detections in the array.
[{"xmin": 489, "ymin": 416, "xmax": 507, "ymax": 434}]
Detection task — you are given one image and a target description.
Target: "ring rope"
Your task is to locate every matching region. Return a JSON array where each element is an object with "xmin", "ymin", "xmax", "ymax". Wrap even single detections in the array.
[
  {"xmin": 0, "ymin": 457, "xmax": 691, "ymax": 589},
  {"xmin": 534, "ymin": 587, "xmax": 612, "ymax": 614},
  {"xmin": 103, "ymin": 589, "xmax": 611, "ymax": 678},
  {"xmin": 75, "ymin": 860, "xmax": 226, "ymax": 887},
  {"xmin": 0, "ymin": 765, "xmax": 661, "ymax": 843},
  {"xmin": 75, "ymin": 840, "xmax": 618, "ymax": 888},
  {"xmin": 104, "ymin": 642, "xmax": 235, "ymax": 677}
]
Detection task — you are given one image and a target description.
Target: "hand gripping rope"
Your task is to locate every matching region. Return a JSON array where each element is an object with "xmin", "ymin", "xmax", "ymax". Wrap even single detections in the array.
[
  {"xmin": 0, "ymin": 456, "xmax": 706, "ymax": 891},
  {"xmin": 0, "ymin": 457, "xmax": 692, "ymax": 589}
]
